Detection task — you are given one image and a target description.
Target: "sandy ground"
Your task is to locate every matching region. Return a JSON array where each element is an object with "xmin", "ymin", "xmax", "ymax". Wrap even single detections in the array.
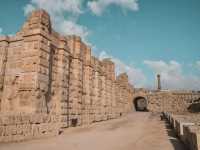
[{"xmin": 0, "ymin": 112, "xmax": 188, "ymax": 150}]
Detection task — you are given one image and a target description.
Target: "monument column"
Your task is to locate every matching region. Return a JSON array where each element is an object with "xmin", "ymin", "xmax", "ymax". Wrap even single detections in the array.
[{"xmin": 157, "ymin": 74, "xmax": 161, "ymax": 90}]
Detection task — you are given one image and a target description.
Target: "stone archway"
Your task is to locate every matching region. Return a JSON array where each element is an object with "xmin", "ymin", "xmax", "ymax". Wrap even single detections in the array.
[{"xmin": 133, "ymin": 96, "xmax": 148, "ymax": 111}]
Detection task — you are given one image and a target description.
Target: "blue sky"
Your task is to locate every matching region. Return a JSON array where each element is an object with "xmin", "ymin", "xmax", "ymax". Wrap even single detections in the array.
[{"xmin": 0, "ymin": 0, "xmax": 200, "ymax": 90}]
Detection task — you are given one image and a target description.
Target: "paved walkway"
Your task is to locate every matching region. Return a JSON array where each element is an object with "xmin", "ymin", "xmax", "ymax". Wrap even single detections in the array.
[{"xmin": 0, "ymin": 112, "xmax": 187, "ymax": 150}]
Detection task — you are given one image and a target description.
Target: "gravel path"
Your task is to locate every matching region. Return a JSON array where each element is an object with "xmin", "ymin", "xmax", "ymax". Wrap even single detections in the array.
[{"xmin": 0, "ymin": 112, "xmax": 187, "ymax": 150}]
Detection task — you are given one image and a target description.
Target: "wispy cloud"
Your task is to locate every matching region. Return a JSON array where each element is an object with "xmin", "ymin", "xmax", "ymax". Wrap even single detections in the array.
[
  {"xmin": 99, "ymin": 51, "xmax": 146, "ymax": 87},
  {"xmin": 144, "ymin": 60, "xmax": 200, "ymax": 90},
  {"xmin": 0, "ymin": 27, "xmax": 3, "ymax": 35},
  {"xmin": 196, "ymin": 61, "xmax": 200, "ymax": 70},
  {"xmin": 87, "ymin": 0, "xmax": 139, "ymax": 16},
  {"xmin": 24, "ymin": 0, "xmax": 89, "ymax": 41}
]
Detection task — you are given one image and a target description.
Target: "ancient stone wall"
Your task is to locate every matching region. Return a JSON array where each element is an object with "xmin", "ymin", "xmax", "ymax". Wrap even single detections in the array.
[
  {"xmin": 134, "ymin": 90, "xmax": 200, "ymax": 113},
  {"xmin": 132, "ymin": 89, "xmax": 200, "ymax": 112},
  {"xmin": 0, "ymin": 9, "xmax": 134, "ymax": 142},
  {"xmin": 0, "ymin": 114, "xmax": 60, "ymax": 142}
]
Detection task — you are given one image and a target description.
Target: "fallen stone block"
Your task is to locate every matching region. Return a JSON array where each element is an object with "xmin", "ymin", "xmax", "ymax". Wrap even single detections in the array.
[{"xmin": 174, "ymin": 118, "xmax": 195, "ymax": 140}]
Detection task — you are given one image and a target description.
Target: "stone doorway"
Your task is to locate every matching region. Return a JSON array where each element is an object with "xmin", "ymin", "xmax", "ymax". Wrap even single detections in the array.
[{"xmin": 133, "ymin": 97, "xmax": 148, "ymax": 111}]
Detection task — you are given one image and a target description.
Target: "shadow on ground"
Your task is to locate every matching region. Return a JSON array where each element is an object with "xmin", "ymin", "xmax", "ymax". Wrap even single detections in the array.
[{"xmin": 163, "ymin": 119, "xmax": 188, "ymax": 150}]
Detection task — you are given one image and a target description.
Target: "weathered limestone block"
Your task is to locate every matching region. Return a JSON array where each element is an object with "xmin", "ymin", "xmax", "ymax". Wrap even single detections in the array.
[
  {"xmin": 0, "ymin": 9, "xmax": 135, "ymax": 142},
  {"xmin": 0, "ymin": 37, "xmax": 9, "ymax": 112},
  {"xmin": 0, "ymin": 40, "xmax": 23, "ymax": 112},
  {"xmin": 101, "ymin": 59, "xmax": 116, "ymax": 119},
  {"xmin": 0, "ymin": 36, "xmax": 9, "ymax": 89},
  {"xmin": 115, "ymin": 82, "xmax": 121, "ymax": 116},
  {"xmin": 115, "ymin": 73, "xmax": 133, "ymax": 115},
  {"xmin": 145, "ymin": 91, "xmax": 200, "ymax": 113},
  {"xmin": 49, "ymin": 36, "xmax": 70, "ymax": 128},
  {"xmin": 91, "ymin": 57, "xmax": 99, "ymax": 122},
  {"xmin": 111, "ymin": 81, "xmax": 116, "ymax": 118},
  {"xmin": 183, "ymin": 125, "xmax": 200, "ymax": 150},
  {"xmin": 0, "ymin": 9, "xmax": 53, "ymax": 114},
  {"xmin": 0, "ymin": 114, "xmax": 60, "ymax": 143},
  {"xmin": 67, "ymin": 35, "xmax": 84, "ymax": 126},
  {"xmin": 82, "ymin": 45, "xmax": 93, "ymax": 125}
]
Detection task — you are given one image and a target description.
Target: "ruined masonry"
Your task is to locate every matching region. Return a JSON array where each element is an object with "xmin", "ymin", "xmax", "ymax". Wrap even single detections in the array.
[
  {"xmin": 0, "ymin": 10, "xmax": 134, "ymax": 142},
  {"xmin": 1, "ymin": 9, "xmax": 200, "ymax": 150}
]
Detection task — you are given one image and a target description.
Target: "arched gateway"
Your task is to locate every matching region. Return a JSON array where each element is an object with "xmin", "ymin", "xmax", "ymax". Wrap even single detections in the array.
[{"xmin": 133, "ymin": 96, "xmax": 148, "ymax": 111}]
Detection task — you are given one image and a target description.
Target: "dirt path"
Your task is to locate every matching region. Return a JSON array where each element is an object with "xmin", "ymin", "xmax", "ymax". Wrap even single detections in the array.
[{"xmin": 0, "ymin": 112, "xmax": 187, "ymax": 150}]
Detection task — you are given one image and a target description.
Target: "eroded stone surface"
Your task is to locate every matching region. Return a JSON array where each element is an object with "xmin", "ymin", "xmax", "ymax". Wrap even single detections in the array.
[
  {"xmin": 0, "ymin": 9, "xmax": 134, "ymax": 142},
  {"xmin": 0, "ymin": 9, "xmax": 200, "ymax": 146}
]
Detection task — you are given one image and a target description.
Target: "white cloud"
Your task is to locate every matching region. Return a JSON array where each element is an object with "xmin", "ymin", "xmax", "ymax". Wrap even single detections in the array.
[
  {"xmin": 99, "ymin": 51, "xmax": 146, "ymax": 87},
  {"xmin": 87, "ymin": 0, "xmax": 139, "ymax": 16},
  {"xmin": 24, "ymin": 4, "xmax": 35, "ymax": 15},
  {"xmin": 144, "ymin": 60, "xmax": 200, "ymax": 90},
  {"xmin": 196, "ymin": 61, "xmax": 200, "ymax": 70},
  {"xmin": 24, "ymin": 0, "xmax": 82, "ymax": 16},
  {"xmin": 0, "ymin": 28, "xmax": 3, "ymax": 35},
  {"xmin": 58, "ymin": 20, "xmax": 89, "ymax": 40},
  {"xmin": 24, "ymin": 0, "xmax": 89, "ymax": 41}
]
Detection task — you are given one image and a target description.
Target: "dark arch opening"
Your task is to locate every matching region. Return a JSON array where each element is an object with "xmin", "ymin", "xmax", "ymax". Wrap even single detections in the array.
[{"xmin": 133, "ymin": 97, "xmax": 148, "ymax": 111}]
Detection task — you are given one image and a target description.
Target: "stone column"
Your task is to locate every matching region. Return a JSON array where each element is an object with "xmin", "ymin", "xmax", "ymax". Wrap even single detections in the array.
[
  {"xmin": 102, "ymin": 59, "xmax": 115, "ymax": 120},
  {"xmin": 82, "ymin": 45, "xmax": 92, "ymax": 125},
  {"xmin": 93, "ymin": 57, "xmax": 100, "ymax": 122},
  {"xmin": 0, "ymin": 36, "xmax": 9, "ymax": 112},
  {"xmin": 157, "ymin": 74, "xmax": 161, "ymax": 90},
  {"xmin": 90, "ymin": 57, "xmax": 95, "ymax": 123},
  {"xmin": 68, "ymin": 35, "xmax": 83, "ymax": 126},
  {"xmin": 17, "ymin": 9, "xmax": 52, "ymax": 113},
  {"xmin": 50, "ymin": 36, "xmax": 70, "ymax": 127}
]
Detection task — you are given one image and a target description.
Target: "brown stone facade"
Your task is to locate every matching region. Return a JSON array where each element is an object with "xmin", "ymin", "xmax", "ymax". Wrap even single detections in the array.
[
  {"xmin": 2, "ymin": 9, "xmax": 199, "ymax": 144},
  {"xmin": 0, "ymin": 10, "xmax": 134, "ymax": 142},
  {"xmin": 147, "ymin": 91, "xmax": 200, "ymax": 113},
  {"xmin": 133, "ymin": 89, "xmax": 200, "ymax": 113}
]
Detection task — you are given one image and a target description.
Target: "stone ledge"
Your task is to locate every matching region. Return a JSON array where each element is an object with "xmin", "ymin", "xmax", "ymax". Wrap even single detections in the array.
[{"xmin": 164, "ymin": 112, "xmax": 199, "ymax": 150}]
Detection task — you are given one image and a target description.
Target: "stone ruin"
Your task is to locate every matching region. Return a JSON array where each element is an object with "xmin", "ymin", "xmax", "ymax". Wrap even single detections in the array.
[
  {"xmin": 133, "ymin": 74, "xmax": 200, "ymax": 113},
  {"xmin": 1, "ymin": 9, "xmax": 200, "ymax": 150},
  {"xmin": 0, "ymin": 10, "xmax": 134, "ymax": 142},
  {"xmin": 133, "ymin": 89, "xmax": 200, "ymax": 113},
  {"xmin": 133, "ymin": 89, "xmax": 200, "ymax": 150}
]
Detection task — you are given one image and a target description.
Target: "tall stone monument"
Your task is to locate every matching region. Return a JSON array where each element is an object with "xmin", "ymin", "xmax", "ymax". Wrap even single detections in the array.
[{"xmin": 157, "ymin": 74, "xmax": 161, "ymax": 91}]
